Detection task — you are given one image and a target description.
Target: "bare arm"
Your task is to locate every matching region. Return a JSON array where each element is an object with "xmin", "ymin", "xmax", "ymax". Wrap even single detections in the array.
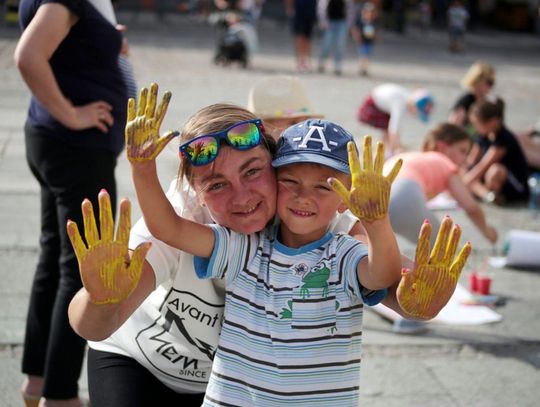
[
  {"xmin": 448, "ymin": 106, "xmax": 466, "ymax": 126},
  {"xmin": 126, "ymin": 84, "xmax": 215, "ymax": 258},
  {"xmin": 463, "ymin": 145, "xmax": 505, "ymax": 185},
  {"xmin": 447, "ymin": 174, "xmax": 497, "ymax": 243},
  {"xmin": 14, "ymin": 4, "xmax": 113, "ymax": 132},
  {"xmin": 131, "ymin": 161, "xmax": 215, "ymax": 258},
  {"xmin": 329, "ymin": 137, "xmax": 402, "ymax": 291},
  {"xmin": 357, "ymin": 217, "xmax": 401, "ymax": 290},
  {"xmin": 69, "ymin": 260, "xmax": 155, "ymax": 341}
]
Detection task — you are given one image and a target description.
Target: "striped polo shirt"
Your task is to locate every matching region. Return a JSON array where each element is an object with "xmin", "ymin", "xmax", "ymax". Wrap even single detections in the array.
[{"xmin": 195, "ymin": 225, "xmax": 386, "ymax": 406}]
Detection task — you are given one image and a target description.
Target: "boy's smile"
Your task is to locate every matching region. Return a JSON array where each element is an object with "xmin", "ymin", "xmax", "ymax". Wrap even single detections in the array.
[{"xmin": 277, "ymin": 163, "xmax": 349, "ymax": 248}]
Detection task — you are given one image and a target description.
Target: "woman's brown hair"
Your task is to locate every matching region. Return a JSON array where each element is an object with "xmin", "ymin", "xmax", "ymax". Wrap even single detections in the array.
[
  {"xmin": 422, "ymin": 122, "xmax": 471, "ymax": 151},
  {"xmin": 469, "ymin": 98, "xmax": 505, "ymax": 123},
  {"xmin": 177, "ymin": 103, "xmax": 276, "ymax": 184}
]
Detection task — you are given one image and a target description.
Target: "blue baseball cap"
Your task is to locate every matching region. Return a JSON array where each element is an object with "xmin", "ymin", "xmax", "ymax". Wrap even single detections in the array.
[
  {"xmin": 411, "ymin": 89, "xmax": 434, "ymax": 123},
  {"xmin": 272, "ymin": 119, "xmax": 354, "ymax": 174}
]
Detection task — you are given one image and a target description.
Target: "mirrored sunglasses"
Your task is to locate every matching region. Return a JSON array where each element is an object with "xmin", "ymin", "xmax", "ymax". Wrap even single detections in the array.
[{"xmin": 179, "ymin": 119, "xmax": 263, "ymax": 166}]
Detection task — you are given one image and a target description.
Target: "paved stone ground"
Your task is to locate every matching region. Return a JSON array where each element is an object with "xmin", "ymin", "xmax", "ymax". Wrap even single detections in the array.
[{"xmin": 0, "ymin": 12, "xmax": 539, "ymax": 406}]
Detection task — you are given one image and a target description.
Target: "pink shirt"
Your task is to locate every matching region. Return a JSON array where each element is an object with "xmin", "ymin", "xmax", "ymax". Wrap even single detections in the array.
[{"xmin": 385, "ymin": 151, "xmax": 458, "ymax": 199}]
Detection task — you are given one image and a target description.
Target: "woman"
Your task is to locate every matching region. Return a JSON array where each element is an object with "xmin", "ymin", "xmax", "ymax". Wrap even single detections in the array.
[
  {"xmin": 15, "ymin": 0, "xmax": 127, "ymax": 405},
  {"xmin": 68, "ymin": 86, "xmax": 468, "ymax": 406},
  {"xmin": 448, "ymin": 61, "xmax": 495, "ymax": 133},
  {"xmin": 387, "ymin": 123, "xmax": 498, "ymax": 245}
]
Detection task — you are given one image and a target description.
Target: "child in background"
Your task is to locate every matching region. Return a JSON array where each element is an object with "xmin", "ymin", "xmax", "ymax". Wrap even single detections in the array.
[
  {"xmin": 464, "ymin": 98, "xmax": 530, "ymax": 204},
  {"xmin": 357, "ymin": 83, "xmax": 434, "ymax": 154},
  {"xmin": 386, "ymin": 122, "xmax": 498, "ymax": 246},
  {"xmin": 447, "ymin": 0, "xmax": 469, "ymax": 52},
  {"xmin": 352, "ymin": 1, "xmax": 378, "ymax": 76}
]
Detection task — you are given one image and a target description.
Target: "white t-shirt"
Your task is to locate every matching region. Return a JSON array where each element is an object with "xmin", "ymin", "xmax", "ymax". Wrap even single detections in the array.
[
  {"xmin": 372, "ymin": 83, "xmax": 410, "ymax": 135},
  {"xmin": 89, "ymin": 179, "xmax": 359, "ymax": 393}
]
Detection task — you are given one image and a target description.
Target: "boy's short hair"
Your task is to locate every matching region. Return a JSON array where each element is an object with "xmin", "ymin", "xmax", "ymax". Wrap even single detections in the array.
[{"xmin": 272, "ymin": 119, "xmax": 354, "ymax": 175}]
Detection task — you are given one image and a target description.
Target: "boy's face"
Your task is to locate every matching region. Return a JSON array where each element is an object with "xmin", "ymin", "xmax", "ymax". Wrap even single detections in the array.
[{"xmin": 276, "ymin": 163, "xmax": 349, "ymax": 248}]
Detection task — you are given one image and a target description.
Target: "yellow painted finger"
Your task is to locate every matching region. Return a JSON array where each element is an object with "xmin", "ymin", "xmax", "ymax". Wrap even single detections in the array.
[
  {"xmin": 450, "ymin": 241, "xmax": 472, "ymax": 278},
  {"xmin": 155, "ymin": 130, "xmax": 179, "ymax": 156},
  {"xmin": 98, "ymin": 190, "xmax": 114, "ymax": 242},
  {"xmin": 82, "ymin": 199, "xmax": 99, "ymax": 247},
  {"xmin": 328, "ymin": 177, "xmax": 351, "ymax": 209},
  {"xmin": 347, "ymin": 142, "xmax": 361, "ymax": 187},
  {"xmin": 137, "ymin": 87, "xmax": 148, "ymax": 117},
  {"xmin": 116, "ymin": 198, "xmax": 131, "ymax": 247},
  {"xmin": 127, "ymin": 98, "xmax": 136, "ymax": 122},
  {"xmin": 443, "ymin": 223, "xmax": 462, "ymax": 266},
  {"xmin": 373, "ymin": 141, "xmax": 385, "ymax": 174},
  {"xmin": 129, "ymin": 241, "xmax": 152, "ymax": 280},
  {"xmin": 429, "ymin": 216, "xmax": 452, "ymax": 264},
  {"xmin": 145, "ymin": 83, "xmax": 158, "ymax": 119},
  {"xmin": 415, "ymin": 221, "xmax": 432, "ymax": 265},
  {"xmin": 155, "ymin": 91, "xmax": 172, "ymax": 131},
  {"xmin": 363, "ymin": 136, "xmax": 373, "ymax": 172},
  {"xmin": 66, "ymin": 220, "xmax": 87, "ymax": 261},
  {"xmin": 385, "ymin": 158, "xmax": 403, "ymax": 184}
]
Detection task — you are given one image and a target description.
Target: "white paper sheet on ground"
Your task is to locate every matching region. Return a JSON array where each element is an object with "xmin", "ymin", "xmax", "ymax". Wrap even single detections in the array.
[
  {"xmin": 489, "ymin": 229, "xmax": 540, "ymax": 268},
  {"xmin": 426, "ymin": 193, "xmax": 460, "ymax": 211},
  {"xmin": 370, "ymin": 284, "xmax": 503, "ymax": 325}
]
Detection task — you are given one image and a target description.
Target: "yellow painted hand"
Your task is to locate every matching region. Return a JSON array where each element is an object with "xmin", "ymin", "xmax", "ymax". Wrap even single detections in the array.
[
  {"xmin": 329, "ymin": 136, "xmax": 402, "ymax": 222},
  {"xmin": 397, "ymin": 216, "xmax": 472, "ymax": 319},
  {"xmin": 125, "ymin": 82, "xmax": 179, "ymax": 163},
  {"xmin": 66, "ymin": 190, "xmax": 151, "ymax": 305}
]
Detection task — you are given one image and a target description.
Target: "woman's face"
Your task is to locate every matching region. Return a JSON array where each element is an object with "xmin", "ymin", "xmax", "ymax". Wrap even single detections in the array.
[
  {"xmin": 191, "ymin": 145, "xmax": 277, "ymax": 234},
  {"xmin": 473, "ymin": 78, "xmax": 494, "ymax": 98},
  {"xmin": 438, "ymin": 139, "xmax": 471, "ymax": 166}
]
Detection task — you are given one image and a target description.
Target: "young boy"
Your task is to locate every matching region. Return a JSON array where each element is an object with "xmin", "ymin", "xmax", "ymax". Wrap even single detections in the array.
[{"xmin": 132, "ymin": 117, "xmax": 403, "ymax": 405}]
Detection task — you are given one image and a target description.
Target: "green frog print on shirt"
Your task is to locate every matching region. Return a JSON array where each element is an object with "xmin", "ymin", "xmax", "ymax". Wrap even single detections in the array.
[{"xmin": 280, "ymin": 261, "xmax": 339, "ymax": 320}]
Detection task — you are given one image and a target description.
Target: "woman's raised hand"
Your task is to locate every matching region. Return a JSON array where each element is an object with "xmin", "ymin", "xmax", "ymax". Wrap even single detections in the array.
[
  {"xmin": 66, "ymin": 190, "xmax": 151, "ymax": 305},
  {"xmin": 397, "ymin": 216, "xmax": 472, "ymax": 319},
  {"xmin": 329, "ymin": 136, "xmax": 402, "ymax": 222},
  {"xmin": 125, "ymin": 82, "xmax": 179, "ymax": 163}
]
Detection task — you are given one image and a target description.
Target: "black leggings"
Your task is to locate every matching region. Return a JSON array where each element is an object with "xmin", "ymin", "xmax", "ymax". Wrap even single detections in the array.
[
  {"xmin": 87, "ymin": 349, "xmax": 205, "ymax": 407},
  {"xmin": 22, "ymin": 124, "xmax": 117, "ymax": 399}
]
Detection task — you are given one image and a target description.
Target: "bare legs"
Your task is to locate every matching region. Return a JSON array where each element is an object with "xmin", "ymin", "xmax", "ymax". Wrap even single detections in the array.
[{"xmin": 295, "ymin": 35, "xmax": 312, "ymax": 72}]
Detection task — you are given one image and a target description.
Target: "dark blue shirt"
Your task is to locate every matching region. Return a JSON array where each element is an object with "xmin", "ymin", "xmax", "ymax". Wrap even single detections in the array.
[{"xmin": 19, "ymin": 0, "xmax": 127, "ymax": 154}]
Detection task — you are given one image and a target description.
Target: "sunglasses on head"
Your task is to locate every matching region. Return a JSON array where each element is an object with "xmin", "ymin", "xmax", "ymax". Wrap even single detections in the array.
[{"xmin": 179, "ymin": 119, "xmax": 264, "ymax": 166}]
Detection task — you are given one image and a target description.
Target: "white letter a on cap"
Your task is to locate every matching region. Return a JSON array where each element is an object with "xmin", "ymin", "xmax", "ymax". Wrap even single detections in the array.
[{"xmin": 298, "ymin": 125, "xmax": 331, "ymax": 151}]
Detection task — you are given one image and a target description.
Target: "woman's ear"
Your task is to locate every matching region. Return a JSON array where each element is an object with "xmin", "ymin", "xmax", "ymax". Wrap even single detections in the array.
[{"xmin": 337, "ymin": 201, "xmax": 348, "ymax": 214}]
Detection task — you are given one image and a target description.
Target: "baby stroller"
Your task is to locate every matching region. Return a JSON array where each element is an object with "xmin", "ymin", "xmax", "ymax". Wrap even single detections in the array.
[{"xmin": 211, "ymin": 12, "xmax": 257, "ymax": 68}]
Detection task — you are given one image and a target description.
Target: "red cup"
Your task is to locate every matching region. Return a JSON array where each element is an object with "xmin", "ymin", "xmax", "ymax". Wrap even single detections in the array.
[
  {"xmin": 476, "ymin": 275, "xmax": 492, "ymax": 295},
  {"xmin": 468, "ymin": 272, "xmax": 478, "ymax": 293}
]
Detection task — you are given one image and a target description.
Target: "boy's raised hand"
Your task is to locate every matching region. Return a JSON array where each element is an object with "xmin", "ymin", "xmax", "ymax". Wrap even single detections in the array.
[
  {"xmin": 125, "ymin": 82, "xmax": 179, "ymax": 163},
  {"xmin": 329, "ymin": 136, "xmax": 402, "ymax": 222},
  {"xmin": 66, "ymin": 190, "xmax": 151, "ymax": 305},
  {"xmin": 397, "ymin": 216, "xmax": 472, "ymax": 319}
]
